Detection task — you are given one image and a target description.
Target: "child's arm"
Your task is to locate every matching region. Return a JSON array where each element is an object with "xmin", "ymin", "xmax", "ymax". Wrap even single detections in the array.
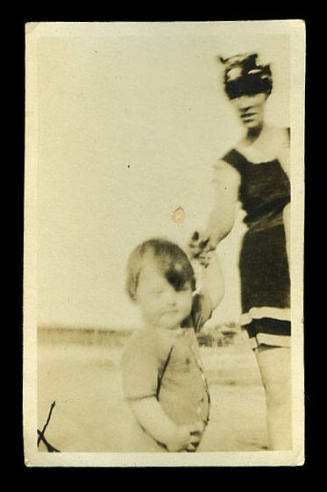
[
  {"xmin": 196, "ymin": 250, "xmax": 224, "ymax": 311},
  {"xmin": 130, "ymin": 397, "xmax": 204, "ymax": 452},
  {"xmin": 122, "ymin": 333, "xmax": 204, "ymax": 452}
]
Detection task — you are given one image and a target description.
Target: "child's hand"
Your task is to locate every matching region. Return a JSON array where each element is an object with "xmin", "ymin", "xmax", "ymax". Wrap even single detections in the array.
[
  {"xmin": 185, "ymin": 421, "xmax": 206, "ymax": 452},
  {"xmin": 188, "ymin": 231, "xmax": 216, "ymax": 260},
  {"xmin": 195, "ymin": 249, "xmax": 216, "ymax": 269},
  {"xmin": 188, "ymin": 231, "xmax": 209, "ymax": 259},
  {"xmin": 166, "ymin": 421, "xmax": 205, "ymax": 452},
  {"xmin": 188, "ymin": 231, "xmax": 216, "ymax": 268}
]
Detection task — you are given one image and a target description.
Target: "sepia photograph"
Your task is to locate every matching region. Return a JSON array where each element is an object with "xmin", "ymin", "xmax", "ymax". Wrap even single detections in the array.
[{"xmin": 24, "ymin": 20, "xmax": 305, "ymax": 467}]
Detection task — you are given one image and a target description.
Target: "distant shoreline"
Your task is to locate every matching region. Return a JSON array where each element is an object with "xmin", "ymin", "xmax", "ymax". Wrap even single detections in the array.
[
  {"xmin": 38, "ymin": 323, "xmax": 246, "ymax": 348},
  {"xmin": 38, "ymin": 326, "xmax": 133, "ymax": 347}
]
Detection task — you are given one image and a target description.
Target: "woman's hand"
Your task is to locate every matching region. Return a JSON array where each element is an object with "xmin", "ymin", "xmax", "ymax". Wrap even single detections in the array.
[{"xmin": 165, "ymin": 421, "xmax": 205, "ymax": 452}]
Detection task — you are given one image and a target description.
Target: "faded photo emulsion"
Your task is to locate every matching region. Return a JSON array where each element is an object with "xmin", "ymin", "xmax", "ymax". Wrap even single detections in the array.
[{"xmin": 24, "ymin": 21, "xmax": 305, "ymax": 467}]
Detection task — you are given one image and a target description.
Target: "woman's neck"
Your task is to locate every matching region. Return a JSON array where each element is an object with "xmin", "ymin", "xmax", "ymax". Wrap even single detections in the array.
[
  {"xmin": 237, "ymin": 123, "xmax": 286, "ymax": 164},
  {"xmin": 245, "ymin": 122, "xmax": 264, "ymax": 144}
]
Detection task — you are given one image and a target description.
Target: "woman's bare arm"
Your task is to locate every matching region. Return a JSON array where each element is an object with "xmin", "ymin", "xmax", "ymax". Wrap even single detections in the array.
[
  {"xmin": 188, "ymin": 160, "xmax": 240, "ymax": 261},
  {"xmin": 204, "ymin": 160, "xmax": 240, "ymax": 248}
]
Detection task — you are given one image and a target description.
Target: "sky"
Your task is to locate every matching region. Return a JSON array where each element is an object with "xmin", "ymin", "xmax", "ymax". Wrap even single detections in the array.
[{"xmin": 34, "ymin": 22, "xmax": 290, "ymax": 330}]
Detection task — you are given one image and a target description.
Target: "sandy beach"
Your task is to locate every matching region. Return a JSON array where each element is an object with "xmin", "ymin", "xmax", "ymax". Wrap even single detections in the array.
[{"xmin": 37, "ymin": 328, "xmax": 268, "ymax": 453}]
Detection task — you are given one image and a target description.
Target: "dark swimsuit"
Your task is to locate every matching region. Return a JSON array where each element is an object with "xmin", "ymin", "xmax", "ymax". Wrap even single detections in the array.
[{"xmin": 222, "ymin": 146, "xmax": 291, "ymax": 349}]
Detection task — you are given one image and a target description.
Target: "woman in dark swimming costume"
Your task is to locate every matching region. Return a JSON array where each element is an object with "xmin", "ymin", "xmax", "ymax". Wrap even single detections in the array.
[{"xmin": 190, "ymin": 53, "xmax": 291, "ymax": 450}]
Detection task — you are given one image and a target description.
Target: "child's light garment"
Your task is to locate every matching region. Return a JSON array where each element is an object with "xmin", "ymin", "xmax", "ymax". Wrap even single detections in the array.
[{"xmin": 121, "ymin": 292, "xmax": 212, "ymax": 452}]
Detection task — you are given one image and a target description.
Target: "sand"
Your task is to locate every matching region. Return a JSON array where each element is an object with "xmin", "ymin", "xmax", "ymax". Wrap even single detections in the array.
[{"xmin": 37, "ymin": 332, "xmax": 268, "ymax": 453}]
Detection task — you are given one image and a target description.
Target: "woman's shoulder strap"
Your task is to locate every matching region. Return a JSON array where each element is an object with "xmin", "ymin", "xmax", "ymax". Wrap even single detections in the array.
[{"xmin": 221, "ymin": 148, "xmax": 247, "ymax": 173}]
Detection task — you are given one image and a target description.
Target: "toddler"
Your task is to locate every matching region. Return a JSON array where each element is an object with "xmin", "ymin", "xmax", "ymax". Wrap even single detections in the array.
[{"xmin": 121, "ymin": 237, "xmax": 223, "ymax": 452}]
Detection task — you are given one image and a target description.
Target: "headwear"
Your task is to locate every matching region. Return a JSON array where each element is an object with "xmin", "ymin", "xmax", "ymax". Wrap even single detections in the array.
[{"xmin": 219, "ymin": 53, "xmax": 273, "ymax": 99}]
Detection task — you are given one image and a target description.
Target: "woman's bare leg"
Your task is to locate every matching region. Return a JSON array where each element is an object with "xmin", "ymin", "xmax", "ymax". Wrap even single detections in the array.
[{"xmin": 254, "ymin": 345, "xmax": 292, "ymax": 450}]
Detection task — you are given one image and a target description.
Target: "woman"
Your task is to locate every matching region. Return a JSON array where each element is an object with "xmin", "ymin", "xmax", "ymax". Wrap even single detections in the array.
[{"xmin": 190, "ymin": 53, "xmax": 291, "ymax": 450}]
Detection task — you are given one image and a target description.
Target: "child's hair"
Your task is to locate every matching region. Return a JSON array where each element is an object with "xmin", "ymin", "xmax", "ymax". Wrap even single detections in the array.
[{"xmin": 126, "ymin": 238, "xmax": 196, "ymax": 301}]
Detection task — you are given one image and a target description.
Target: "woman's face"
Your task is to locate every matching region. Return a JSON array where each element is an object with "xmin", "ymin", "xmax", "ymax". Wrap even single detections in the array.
[{"xmin": 230, "ymin": 92, "xmax": 267, "ymax": 129}]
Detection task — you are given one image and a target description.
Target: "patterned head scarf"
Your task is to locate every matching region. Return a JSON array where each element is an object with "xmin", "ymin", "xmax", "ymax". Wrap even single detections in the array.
[{"xmin": 219, "ymin": 53, "xmax": 273, "ymax": 99}]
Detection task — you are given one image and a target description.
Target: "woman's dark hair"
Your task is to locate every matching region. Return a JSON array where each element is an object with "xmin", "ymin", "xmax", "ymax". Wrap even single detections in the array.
[
  {"xmin": 126, "ymin": 238, "xmax": 196, "ymax": 301},
  {"xmin": 219, "ymin": 53, "xmax": 273, "ymax": 99}
]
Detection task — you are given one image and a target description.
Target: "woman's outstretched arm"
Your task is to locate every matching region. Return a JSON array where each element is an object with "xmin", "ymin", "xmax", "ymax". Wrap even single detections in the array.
[
  {"xmin": 188, "ymin": 160, "xmax": 240, "ymax": 261},
  {"xmin": 201, "ymin": 160, "xmax": 240, "ymax": 250}
]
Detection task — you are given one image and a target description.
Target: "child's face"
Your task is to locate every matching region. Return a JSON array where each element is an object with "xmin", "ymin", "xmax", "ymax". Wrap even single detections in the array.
[{"xmin": 136, "ymin": 261, "xmax": 193, "ymax": 330}]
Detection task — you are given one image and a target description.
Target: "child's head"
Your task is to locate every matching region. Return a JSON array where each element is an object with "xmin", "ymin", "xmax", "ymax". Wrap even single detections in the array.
[{"xmin": 126, "ymin": 238, "xmax": 196, "ymax": 330}]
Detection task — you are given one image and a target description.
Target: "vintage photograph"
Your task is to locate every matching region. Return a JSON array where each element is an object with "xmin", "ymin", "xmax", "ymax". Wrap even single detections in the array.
[{"xmin": 24, "ymin": 21, "xmax": 305, "ymax": 466}]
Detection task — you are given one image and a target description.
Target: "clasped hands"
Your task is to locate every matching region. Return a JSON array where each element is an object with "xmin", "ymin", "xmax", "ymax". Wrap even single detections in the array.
[
  {"xmin": 187, "ymin": 231, "xmax": 217, "ymax": 267},
  {"xmin": 165, "ymin": 421, "xmax": 205, "ymax": 452}
]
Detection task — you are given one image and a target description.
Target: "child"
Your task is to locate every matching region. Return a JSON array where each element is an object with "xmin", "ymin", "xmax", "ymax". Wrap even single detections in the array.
[{"xmin": 121, "ymin": 237, "xmax": 224, "ymax": 452}]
